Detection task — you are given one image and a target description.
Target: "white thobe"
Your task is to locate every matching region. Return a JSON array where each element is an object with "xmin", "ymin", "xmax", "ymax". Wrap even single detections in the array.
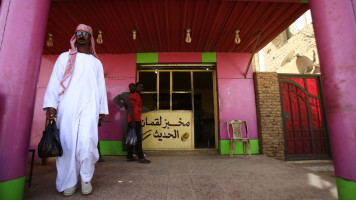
[{"xmin": 43, "ymin": 51, "xmax": 109, "ymax": 192}]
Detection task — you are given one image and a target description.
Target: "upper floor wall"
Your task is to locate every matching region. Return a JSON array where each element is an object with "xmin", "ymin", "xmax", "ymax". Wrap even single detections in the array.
[{"xmin": 255, "ymin": 10, "xmax": 320, "ymax": 75}]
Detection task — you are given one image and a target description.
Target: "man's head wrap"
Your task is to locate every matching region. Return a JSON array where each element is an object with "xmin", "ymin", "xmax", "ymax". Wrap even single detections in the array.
[{"xmin": 59, "ymin": 24, "xmax": 98, "ymax": 96}]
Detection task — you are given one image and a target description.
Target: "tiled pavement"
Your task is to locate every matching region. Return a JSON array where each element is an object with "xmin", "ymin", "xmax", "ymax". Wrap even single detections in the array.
[{"xmin": 24, "ymin": 154, "xmax": 338, "ymax": 200}]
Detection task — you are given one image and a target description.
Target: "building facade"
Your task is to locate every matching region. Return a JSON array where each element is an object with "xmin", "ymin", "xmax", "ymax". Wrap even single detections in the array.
[
  {"xmin": 1, "ymin": 1, "xmax": 356, "ymax": 199},
  {"xmin": 31, "ymin": 52, "xmax": 259, "ymax": 156}
]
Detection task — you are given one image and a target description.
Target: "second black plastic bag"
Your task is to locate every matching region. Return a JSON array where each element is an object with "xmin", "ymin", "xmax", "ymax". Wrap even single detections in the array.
[{"xmin": 126, "ymin": 128, "xmax": 137, "ymax": 146}]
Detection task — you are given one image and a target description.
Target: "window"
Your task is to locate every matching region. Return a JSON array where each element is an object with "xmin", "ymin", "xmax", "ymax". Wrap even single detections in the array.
[
  {"xmin": 138, "ymin": 71, "xmax": 157, "ymax": 110},
  {"xmin": 172, "ymin": 72, "xmax": 191, "ymax": 110},
  {"xmin": 138, "ymin": 70, "xmax": 194, "ymax": 111},
  {"xmin": 159, "ymin": 72, "xmax": 170, "ymax": 110}
]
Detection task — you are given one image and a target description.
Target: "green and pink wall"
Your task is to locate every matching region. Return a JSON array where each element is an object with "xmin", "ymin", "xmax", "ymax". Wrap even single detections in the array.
[{"xmin": 29, "ymin": 52, "xmax": 259, "ymax": 157}]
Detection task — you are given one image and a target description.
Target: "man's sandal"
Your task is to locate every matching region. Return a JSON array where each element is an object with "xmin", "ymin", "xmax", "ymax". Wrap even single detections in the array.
[
  {"xmin": 127, "ymin": 157, "xmax": 138, "ymax": 162},
  {"xmin": 138, "ymin": 158, "xmax": 151, "ymax": 163}
]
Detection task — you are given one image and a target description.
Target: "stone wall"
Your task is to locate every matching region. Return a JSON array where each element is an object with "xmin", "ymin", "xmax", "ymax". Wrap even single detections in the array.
[
  {"xmin": 264, "ymin": 24, "xmax": 319, "ymax": 73},
  {"xmin": 254, "ymin": 72, "xmax": 285, "ymax": 160},
  {"xmin": 255, "ymin": 23, "xmax": 320, "ymax": 74}
]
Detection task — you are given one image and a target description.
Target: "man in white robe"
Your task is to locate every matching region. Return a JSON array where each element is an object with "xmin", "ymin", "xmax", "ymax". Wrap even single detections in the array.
[{"xmin": 43, "ymin": 24, "xmax": 108, "ymax": 196}]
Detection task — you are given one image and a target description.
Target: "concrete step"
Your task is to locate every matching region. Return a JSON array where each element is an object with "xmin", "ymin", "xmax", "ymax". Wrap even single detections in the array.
[
  {"xmin": 297, "ymin": 163, "xmax": 334, "ymax": 172},
  {"xmin": 287, "ymin": 160, "xmax": 334, "ymax": 172},
  {"xmin": 144, "ymin": 149, "xmax": 219, "ymax": 156}
]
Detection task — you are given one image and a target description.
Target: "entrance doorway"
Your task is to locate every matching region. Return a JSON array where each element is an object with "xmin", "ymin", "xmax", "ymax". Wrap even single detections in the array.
[
  {"xmin": 279, "ymin": 75, "xmax": 331, "ymax": 160},
  {"xmin": 137, "ymin": 64, "xmax": 217, "ymax": 149},
  {"xmin": 193, "ymin": 72, "xmax": 215, "ymax": 148}
]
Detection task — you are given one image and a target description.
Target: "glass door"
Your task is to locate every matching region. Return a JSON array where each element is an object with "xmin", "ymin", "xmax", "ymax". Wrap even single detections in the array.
[{"xmin": 138, "ymin": 67, "xmax": 217, "ymax": 149}]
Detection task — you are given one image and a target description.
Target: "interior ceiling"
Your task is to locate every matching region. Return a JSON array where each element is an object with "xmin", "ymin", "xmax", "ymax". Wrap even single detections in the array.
[{"xmin": 43, "ymin": 0, "xmax": 309, "ymax": 55}]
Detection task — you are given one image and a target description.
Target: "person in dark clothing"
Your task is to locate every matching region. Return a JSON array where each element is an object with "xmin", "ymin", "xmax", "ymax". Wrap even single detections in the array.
[
  {"xmin": 127, "ymin": 82, "xmax": 150, "ymax": 163},
  {"xmin": 113, "ymin": 83, "xmax": 136, "ymax": 151}
]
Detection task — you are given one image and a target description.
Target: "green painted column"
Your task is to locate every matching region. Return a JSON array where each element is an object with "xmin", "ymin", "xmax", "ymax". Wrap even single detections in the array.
[
  {"xmin": 99, "ymin": 141, "xmax": 127, "ymax": 156},
  {"xmin": 137, "ymin": 53, "xmax": 158, "ymax": 64},
  {"xmin": 202, "ymin": 52, "xmax": 216, "ymax": 63},
  {"xmin": 0, "ymin": 177, "xmax": 25, "ymax": 200},
  {"xmin": 219, "ymin": 139, "xmax": 259, "ymax": 155},
  {"xmin": 336, "ymin": 177, "xmax": 356, "ymax": 200}
]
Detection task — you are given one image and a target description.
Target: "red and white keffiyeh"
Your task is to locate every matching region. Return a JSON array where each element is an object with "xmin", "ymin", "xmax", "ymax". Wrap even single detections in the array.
[{"xmin": 59, "ymin": 24, "xmax": 98, "ymax": 96}]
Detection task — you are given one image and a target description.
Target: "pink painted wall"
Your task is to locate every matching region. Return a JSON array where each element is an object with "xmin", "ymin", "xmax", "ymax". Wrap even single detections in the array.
[
  {"xmin": 159, "ymin": 52, "xmax": 201, "ymax": 63},
  {"xmin": 216, "ymin": 53, "xmax": 258, "ymax": 140},
  {"xmin": 99, "ymin": 54, "xmax": 136, "ymax": 141},
  {"xmin": 30, "ymin": 52, "xmax": 259, "ymax": 154},
  {"xmin": 29, "ymin": 56, "xmax": 57, "ymax": 153},
  {"xmin": 158, "ymin": 52, "xmax": 258, "ymax": 140}
]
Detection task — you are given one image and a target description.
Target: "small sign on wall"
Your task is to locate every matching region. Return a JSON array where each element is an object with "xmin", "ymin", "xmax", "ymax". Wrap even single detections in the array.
[{"xmin": 142, "ymin": 111, "xmax": 194, "ymax": 150}]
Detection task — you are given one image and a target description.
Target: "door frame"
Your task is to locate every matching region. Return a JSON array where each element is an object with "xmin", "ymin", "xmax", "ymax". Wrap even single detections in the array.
[{"xmin": 137, "ymin": 64, "xmax": 219, "ymax": 150}]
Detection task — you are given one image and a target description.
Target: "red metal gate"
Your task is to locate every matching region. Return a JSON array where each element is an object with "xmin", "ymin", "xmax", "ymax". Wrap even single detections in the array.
[{"xmin": 279, "ymin": 75, "xmax": 331, "ymax": 160}]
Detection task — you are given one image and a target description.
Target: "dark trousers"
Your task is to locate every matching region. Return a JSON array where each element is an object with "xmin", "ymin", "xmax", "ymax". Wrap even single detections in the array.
[
  {"xmin": 97, "ymin": 142, "xmax": 102, "ymax": 158},
  {"xmin": 127, "ymin": 121, "xmax": 144, "ymax": 159}
]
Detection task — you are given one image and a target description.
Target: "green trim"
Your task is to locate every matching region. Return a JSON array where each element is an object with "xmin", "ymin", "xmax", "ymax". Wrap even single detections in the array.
[
  {"xmin": 136, "ymin": 53, "xmax": 158, "ymax": 64},
  {"xmin": 99, "ymin": 141, "xmax": 127, "ymax": 156},
  {"xmin": 219, "ymin": 139, "xmax": 259, "ymax": 155},
  {"xmin": 336, "ymin": 177, "xmax": 356, "ymax": 200},
  {"xmin": 202, "ymin": 52, "xmax": 216, "ymax": 63},
  {"xmin": 300, "ymin": 0, "xmax": 308, "ymax": 3},
  {"xmin": 0, "ymin": 176, "xmax": 25, "ymax": 200}
]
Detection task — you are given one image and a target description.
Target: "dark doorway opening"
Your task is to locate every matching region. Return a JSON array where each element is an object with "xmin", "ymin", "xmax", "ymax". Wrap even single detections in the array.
[{"xmin": 194, "ymin": 72, "xmax": 215, "ymax": 148}]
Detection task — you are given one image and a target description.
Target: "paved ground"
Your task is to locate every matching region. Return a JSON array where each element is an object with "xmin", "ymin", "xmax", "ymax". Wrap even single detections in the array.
[{"xmin": 24, "ymin": 154, "xmax": 338, "ymax": 200}]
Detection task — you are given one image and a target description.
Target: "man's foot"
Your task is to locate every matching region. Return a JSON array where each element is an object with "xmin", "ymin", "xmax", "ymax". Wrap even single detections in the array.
[
  {"xmin": 63, "ymin": 184, "xmax": 77, "ymax": 196},
  {"xmin": 127, "ymin": 157, "xmax": 138, "ymax": 162},
  {"xmin": 81, "ymin": 181, "xmax": 92, "ymax": 195},
  {"xmin": 138, "ymin": 158, "xmax": 151, "ymax": 163},
  {"xmin": 98, "ymin": 157, "xmax": 104, "ymax": 162}
]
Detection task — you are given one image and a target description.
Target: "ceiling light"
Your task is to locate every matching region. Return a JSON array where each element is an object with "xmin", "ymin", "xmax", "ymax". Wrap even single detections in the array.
[
  {"xmin": 46, "ymin": 33, "xmax": 54, "ymax": 47},
  {"xmin": 185, "ymin": 28, "xmax": 191, "ymax": 43},
  {"xmin": 97, "ymin": 30, "xmax": 103, "ymax": 44},
  {"xmin": 132, "ymin": 30, "xmax": 137, "ymax": 40},
  {"xmin": 234, "ymin": 29, "xmax": 241, "ymax": 44}
]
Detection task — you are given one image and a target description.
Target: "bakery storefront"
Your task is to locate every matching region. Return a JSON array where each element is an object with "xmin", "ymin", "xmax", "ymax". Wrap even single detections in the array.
[{"xmin": 138, "ymin": 65, "xmax": 218, "ymax": 150}]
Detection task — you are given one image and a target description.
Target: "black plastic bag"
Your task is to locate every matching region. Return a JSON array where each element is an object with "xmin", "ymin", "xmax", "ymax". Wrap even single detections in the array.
[
  {"xmin": 38, "ymin": 121, "xmax": 63, "ymax": 158},
  {"xmin": 125, "ymin": 128, "xmax": 137, "ymax": 146}
]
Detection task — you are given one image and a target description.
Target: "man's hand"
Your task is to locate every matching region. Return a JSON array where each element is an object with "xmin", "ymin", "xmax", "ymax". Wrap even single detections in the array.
[
  {"xmin": 99, "ymin": 114, "xmax": 105, "ymax": 123},
  {"xmin": 98, "ymin": 114, "xmax": 105, "ymax": 127},
  {"xmin": 46, "ymin": 107, "xmax": 57, "ymax": 121},
  {"xmin": 129, "ymin": 102, "xmax": 135, "ymax": 128}
]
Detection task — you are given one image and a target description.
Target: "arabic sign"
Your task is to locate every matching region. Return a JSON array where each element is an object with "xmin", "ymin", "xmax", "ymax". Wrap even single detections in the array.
[{"xmin": 141, "ymin": 111, "xmax": 194, "ymax": 150}]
